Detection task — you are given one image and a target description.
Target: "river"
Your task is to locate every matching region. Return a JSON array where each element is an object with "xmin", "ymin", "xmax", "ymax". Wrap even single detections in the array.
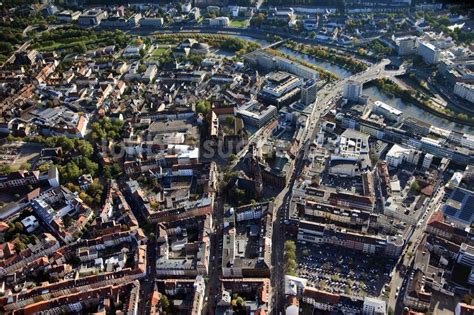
[
  {"xmin": 227, "ymin": 35, "xmax": 473, "ymax": 134},
  {"xmin": 232, "ymin": 36, "xmax": 352, "ymax": 79},
  {"xmin": 277, "ymin": 47, "xmax": 353, "ymax": 79},
  {"xmin": 364, "ymin": 86, "xmax": 474, "ymax": 134}
]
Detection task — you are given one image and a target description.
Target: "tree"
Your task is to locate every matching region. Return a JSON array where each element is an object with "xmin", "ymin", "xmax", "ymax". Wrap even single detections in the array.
[
  {"xmin": 235, "ymin": 296, "xmax": 244, "ymax": 307},
  {"xmin": 87, "ymin": 181, "xmax": 103, "ymax": 195},
  {"xmin": 138, "ymin": 64, "xmax": 147, "ymax": 73},
  {"xmin": 250, "ymin": 13, "xmax": 265, "ymax": 27},
  {"xmin": 225, "ymin": 116, "xmax": 235, "ymax": 126},
  {"xmin": 0, "ymin": 42, "xmax": 13, "ymax": 55},
  {"xmin": 38, "ymin": 22, "xmax": 48, "ymax": 31},
  {"xmin": 87, "ymin": 181, "xmax": 104, "ymax": 205},
  {"xmin": 14, "ymin": 241, "xmax": 26, "ymax": 252},
  {"xmin": 65, "ymin": 182, "xmax": 80, "ymax": 193},
  {"xmin": 80, "ymin": 157, "xmax": 98, "ymax": 177},
  {"xmin": 57, "ymin": 136, "xmax": 74, "ymax": 151},
  {"xmin": 0, "ymin": 165, "xmax": 13, "ymax": 174},
  {"xmin": 20, "ymin": 162, "xmax": 31, "ymax": 170},
  {"xmin": 410, "ymin": 180, "xmax": 421, "ymax": 193},
  {"xmin": 79, "ymin": 192, "xmax": 94, "ymax": 206},
  {"xmin": 75, "ymin": 42, "xmax": 87, "ymax": 54},
  {"xmin": 105, "ymin": 163, "xmax": 122, "ymax": 179},
  {"xmin": 15, "ymin": 222, "xmax": 23, "ymax": 232},
  {"xmin": 284, "ymin": 240, "xmax": 297, "ymax": 276},
  {"xmin": 284, "ymin": 240, "xmax": 296, "ymax": 252},
  {"xmin": 438, "ymin": 16, "xmax": 450, "ymax": 26},
  {"xmin": 160, "ymin": 295, "xmax": 170, "ymax": 310},
  {"xmin": 37, "ymin": 163, "xmax": 51, "ymax": 173},
  {"xmin": 63, "ymin": 215, "xmax": 72, "ymax": 228},
  {"xmin": 195, "ymin": 100, "xmax": 211, "ymax": 115},
  {"xmin": 309, "ymin": 31, "xmax": 316, "ymax": 39},
  {"xmin": 76, "ymin": 139, "xmax": 93, "ymax": 157},
  {"xmin": 234, "ymin": 188, "xmax": 246, "ymax": 205},
  {"xmin": 457, "ymin": 113, "xmax": 468, "ymax": 120},
  {"xmin": 60, "ymin": 161, "xmax": 81, "ymax": 183}
]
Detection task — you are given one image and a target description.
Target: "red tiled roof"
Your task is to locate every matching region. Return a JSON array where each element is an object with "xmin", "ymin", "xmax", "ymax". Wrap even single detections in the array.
[
  {"xmin": 213, "ymin": 106, "xmax": 235, "ymax": 115},
  {"xmin": 75, "ymin": 115, "xmax": 87, "ymax": 133},
  {"xmin": 420, "ymin": 184, "xmax": 434, "ymax": 197},
  {"xmin": 0, "ymin": 221, "xmax": 9, "ymax": 232},
  {"xmin": 27, "ymin": 188, "xmax": 41, "ymax": 201},
  {"xmin": 427, "ymin": 212, "xmax": 453, "ymax": 234},
  {"xmin": 302, "ymin": 287, "xmax": 340, "ymax": 305}
]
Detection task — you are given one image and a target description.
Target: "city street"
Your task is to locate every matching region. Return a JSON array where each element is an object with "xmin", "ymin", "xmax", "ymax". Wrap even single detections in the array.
[
  {"xmin": 202, "ymin": 195, "xmax": 225, "ymax": 314},
  {"xmin": 387, "ymin": 185, "xmax": 446, "ymax": 314},
  {"xmin": 0, "ymin": 3, "xmax": 472, "ymax": 315},
  {"xmin": 268, "ymin": 58, "xmax": 408, "ymax": 314}
]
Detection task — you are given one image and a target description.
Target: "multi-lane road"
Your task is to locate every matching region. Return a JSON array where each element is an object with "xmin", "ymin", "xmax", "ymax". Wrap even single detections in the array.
[
  {"xmin": 112, "ymin": 26, "xmax": 406, "ymax": 314},
  {"xmin": 125, "ymin": 29, "xmax": 406, "ymax": 314},
  {"xmin": 269, "ymin": 58, "xmax": 408, "ymax": 314}
]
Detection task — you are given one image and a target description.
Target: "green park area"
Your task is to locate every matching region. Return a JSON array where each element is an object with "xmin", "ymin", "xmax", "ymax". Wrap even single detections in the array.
[
  {"xmin": 146, "ymin": 47, "xmax": 170, "ymax": 62},
  {"xmin": 152, "ymin": 47, "xmax": 168, "ymax": 56},
  {"xmin": 229, "ymin": 19, "xmax": 248, "ymax": 28},
  {"xmin": 31, "ymin": 26, "xmax": 130, "ymax": 54}
]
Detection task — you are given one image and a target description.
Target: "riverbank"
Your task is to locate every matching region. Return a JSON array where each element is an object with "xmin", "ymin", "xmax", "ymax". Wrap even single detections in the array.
[
  {"xmin": 265, "ymin": 48, "xmax": 339, "ymax": 81},
  {"xmin": 152, "ymin": 33, "xmax": 260, "ymax": 56},
  {"xmin": 277, "ymin": 47, "xmax": 352, "ymax": 79},
  {"xmin": 283, "ymin": 41, "xmax": 369, "ymax": 73},
  {"xmin": 364, "ymin": 82, "xmax": 474, "ymax": 133},
  {"xmin": 369, "ymin": 79, "xmax": 474, "ymax": 128}
]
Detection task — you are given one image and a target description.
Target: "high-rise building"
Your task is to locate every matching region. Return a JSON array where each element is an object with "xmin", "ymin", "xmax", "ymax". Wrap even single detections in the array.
[
  {"xmin": 418, "ymin": 41, "xmax": 441, "ymax": 64},
  {"xmin": 372, "ymin": 100, "xmax": 403, "ymax": 122},
  {"xmin": 397, "ymin": 36, "xmax": 418, "ymax": 56},
  {"xmin": 454, "ymin": 82, "xmax": 474, "ymax": 104},
  {"xmin": 422, "ymin": 153, "xmax": 434, "ymax": 169},
  {"xmin": 343, "ymin": 80, "xmax": 362, "ymax": 102},
  {"xmin": 457, "ymin": 243, "xmax": 474, "ymax": 267},
  {"xmin": 300, "ymin": 79, "xmax": 318, "ymax": 105}
]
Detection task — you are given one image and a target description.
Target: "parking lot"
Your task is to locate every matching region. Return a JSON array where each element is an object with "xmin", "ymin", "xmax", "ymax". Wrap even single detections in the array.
[{"xmin": 296, "ymin": 242, "xmax": 395, "ymax": 297}]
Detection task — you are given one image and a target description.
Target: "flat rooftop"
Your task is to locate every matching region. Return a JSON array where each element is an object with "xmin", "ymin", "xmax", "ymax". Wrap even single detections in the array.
[{"xmin": 443, "ymin": 187, "xmax": 474, "ymax": 225}]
